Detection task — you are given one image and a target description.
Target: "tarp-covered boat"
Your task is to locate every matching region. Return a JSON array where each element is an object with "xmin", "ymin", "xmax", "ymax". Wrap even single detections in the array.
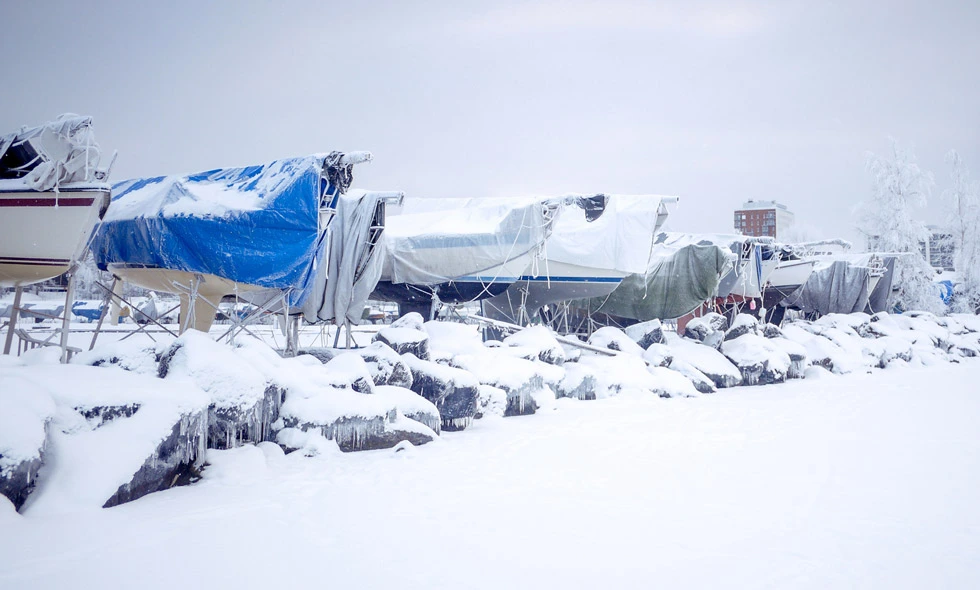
[
  {"xmin": 482, "ymin": 194, "xmax": 678, "ymax": 324},
  {"xmin": 370, "ymin": 196, "xmax": 561, "ymax": 315},
  {"xmin": 780, "ymin": 253, "xmax": 891, "ymax": 316},
  {"xmin": 91, "ymin": 152, "xmax": 382, "ymax": 332},
  {"xmin": 569, "ymin": 232, "xmax": 735, "ymax": 322}
]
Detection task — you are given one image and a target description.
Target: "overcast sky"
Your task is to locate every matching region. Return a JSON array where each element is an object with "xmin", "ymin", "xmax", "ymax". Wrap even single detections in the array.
[{"xmin": 2, "ymin": 1, "xmax": 977, "ymax": 243}]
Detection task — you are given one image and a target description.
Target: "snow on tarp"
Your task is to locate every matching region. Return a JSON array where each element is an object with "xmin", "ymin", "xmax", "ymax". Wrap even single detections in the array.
[
  {"xmin": 381, "ymin": 196, "xmax": 553, "ymax": 285},
  {"xmin": 303, "ymin": 190, "xmax": 394, "ymax": 325},
  {"xmin": 91, "ymin": 152, "xmax": 366, "ymax": 306},
  {"xmin": 544, "ymin": 194, "xmax": 675, "ymax": 274},
  {"xmin": 781, "ymin": 259, "xmax": 872, "ymax": 315},
  {"xmin": 0, "ymin": 114, "xmax": 104, "ymax": 190},
  {"xmin": 572, "ymin": 232, "xmax": 734, "ymax": 321}
]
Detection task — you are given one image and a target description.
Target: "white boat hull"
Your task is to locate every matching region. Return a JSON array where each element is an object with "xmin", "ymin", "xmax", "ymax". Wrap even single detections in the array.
[
  {"xmin": 482, "ymin": 260, "xmax": 627, "ymax": 324},
  {"xmin": 0, "ymin": 185, "xmax": 110, "ymax": 287},
  {"xmin": 766, "ymin": 259, "xmax": 816, "ymax": 292}
]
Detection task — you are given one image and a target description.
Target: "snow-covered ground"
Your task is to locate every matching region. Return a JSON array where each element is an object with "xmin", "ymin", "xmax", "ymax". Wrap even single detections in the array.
[{"xmin": 2, "ymin": 358, "xmax": 978, "ymax": 589}]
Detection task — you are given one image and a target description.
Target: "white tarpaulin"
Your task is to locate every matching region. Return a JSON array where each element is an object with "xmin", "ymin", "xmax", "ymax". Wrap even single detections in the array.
[
  {"xmin": 0, "ymin": 114, "xmax": 103, "ymax": 190},
  {"xmin": 545, "ymin": 194, "xmax": 675, "ymax": 274},
  {"xmin": 382, "ymin": 197, "xmax": 552, "ymax": 285}
]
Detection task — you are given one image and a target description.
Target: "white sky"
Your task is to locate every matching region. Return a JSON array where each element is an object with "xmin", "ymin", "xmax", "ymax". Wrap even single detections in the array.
[{"xmin": 2, "ymin": 0, "xmax": 977, "ymax": 243}]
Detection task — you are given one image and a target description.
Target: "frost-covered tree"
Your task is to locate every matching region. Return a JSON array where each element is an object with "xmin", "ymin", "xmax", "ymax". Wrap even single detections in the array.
[
  {"xmin": 944, "ymin": 150, "xmax": 980, "ymax": 313},
  {"xmin": 857, "ymin": 140, "xmax": 943, "ymax": 314}
]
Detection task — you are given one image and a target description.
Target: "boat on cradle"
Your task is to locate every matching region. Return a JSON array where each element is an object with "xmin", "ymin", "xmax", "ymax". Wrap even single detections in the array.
[
  {"xmin": 0, "ymin": 115, "xmax": 111, "ymax": 287},
  {"xmin": 481, "ymin": 194, "xmax": 679, "ymax": 326},
  {"xmin": 757, "ymin": 245, "xmax": 817, "ymax": 323},
  {"xmin": 715, "ymin": 235, "xmax": 779, "ymax": 303},
  {"xmin": 370, "ymin": 196, "xmax": 570, "ymax": 318},
  {"xmin": 563, "ymin": 232, "xmax": 736, "ymax": 332},
  {"xmin": 91, "ymin": 152, "xmax": 396, "ymax": 334},
  {"xmin": 779, "ymin": 248, "xmax": 894, "ymax": 317}
]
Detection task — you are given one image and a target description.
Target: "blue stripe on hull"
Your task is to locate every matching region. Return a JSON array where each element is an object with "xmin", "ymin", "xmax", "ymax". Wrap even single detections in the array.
[{"xmin": 519, "ymin": 275, "xmax": 622, "ymax": 283}]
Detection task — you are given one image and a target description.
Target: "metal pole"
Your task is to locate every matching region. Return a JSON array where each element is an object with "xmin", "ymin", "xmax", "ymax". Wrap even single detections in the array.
[
  {"xmin": 59, "ymin": 273, "xmax": 76, "ymax": 363},
  {"xmin": 89, "ymin": 277, "xmax": 117, "ymax": 350},
  {"xmin": 3, "ymin": 286, "xmax": 23, "ymax": 355}
]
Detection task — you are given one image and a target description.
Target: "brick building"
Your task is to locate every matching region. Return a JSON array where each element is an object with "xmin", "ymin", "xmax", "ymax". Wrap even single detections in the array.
[{"xmin": 733, "ymin": 200, "xmax": 795, "ymax": 239}]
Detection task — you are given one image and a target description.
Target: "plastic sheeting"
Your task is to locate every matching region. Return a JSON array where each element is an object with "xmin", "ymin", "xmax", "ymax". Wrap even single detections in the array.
[
  {"xmin": 866, "ymin": 256, "xmax": 897, "ymax": 313},
  {"xmin": 0, "ymin": 114, "xmax": 103, "ymax": 190},
  {"xmin": 572, "ymin": 232, "xmax": 734, "ymax": 320},
  {"xmin": 781, "ymin": 260, "xmax": 872, "ymax": 315},
  {"xmin": 91, "ymin": 154, "xmax": 355, "ymax": 305},
  {"xmin": 382, "ymin": 197, "xmax": 552, "ymax": 285},
  {"xmin": 544, "ymin": 194, "xmax": 674, "ymax": 274},
  {"xmin": 303, "ymin": 190, "xmax": 393, "ymax": 325}
]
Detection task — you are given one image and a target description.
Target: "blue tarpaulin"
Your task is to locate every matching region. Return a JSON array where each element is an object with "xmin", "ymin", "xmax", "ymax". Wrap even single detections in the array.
[{"xmin": 91, "ymin": 154, "xmax": 352, "ymax": 306}]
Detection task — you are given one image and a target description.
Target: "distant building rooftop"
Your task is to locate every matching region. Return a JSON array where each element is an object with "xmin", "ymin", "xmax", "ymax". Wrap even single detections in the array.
[{"xmin": 737, "ymin": 199, "xmax": 790, "ymax": 212}]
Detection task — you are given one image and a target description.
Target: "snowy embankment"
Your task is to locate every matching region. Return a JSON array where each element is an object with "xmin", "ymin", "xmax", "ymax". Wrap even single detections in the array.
[
  {"xmin": 3, "ymin": 309, "xmax": 980, "ymax": 516},
  {"xmin": 2, "ymin": 357, "xmax": 980, "ymax": 589}
]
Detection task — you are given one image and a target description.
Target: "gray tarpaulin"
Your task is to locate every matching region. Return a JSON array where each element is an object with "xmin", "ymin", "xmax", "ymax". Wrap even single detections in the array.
[
  {"xmin": 572, "ymin": 240, "xmax": 732, "ymax": 320},
  {"xmin": 303, "ymin": 190, "xmax": 387, "ymax": 326},
  {"xmin": 866, "ymin": 256, "xmax": 897, "ymax": 313},
  {"xmin": 781, "ymin": 260, "xmax": 871, "ymax": 315}
]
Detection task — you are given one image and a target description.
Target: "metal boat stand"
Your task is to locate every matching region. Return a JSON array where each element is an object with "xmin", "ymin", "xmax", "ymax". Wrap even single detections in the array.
[
  {"xmin": 88, "ymin": 278, "xmax": 179, "ymax": 350},
  {"xmin": 2, "ymin": 270, "xmax": 83, "ymax": 363}
]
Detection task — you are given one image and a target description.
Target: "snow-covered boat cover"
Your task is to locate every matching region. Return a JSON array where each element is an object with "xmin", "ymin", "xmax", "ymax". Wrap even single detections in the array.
[
  {"xmin": 382, "ymin": 197, "xmax": 552, "ymax": 285},
  {"xmin": 303, "ymin": 190, "xmax": 396, "ymax": 325},
  {"xmin": 545, "ymin": 194, "xmax": 675, "ymax": 274},
  {"xmin": 0, "ymin": 114, "xmax": 104, "ymax": 191},
  {"xmin": 781, "ymin": 257, "xmax": 876, "ymax": 315},
  {"xmin": 867, "ymin": 256, "xmax": 897, "ymax": 313},
  {"xmin": 572, "ymin": 232, "xmax": 735, "ymax": 320},
  {"xmin": 92, "ymin": 154, "xmax": 357, "ymax": 302}
]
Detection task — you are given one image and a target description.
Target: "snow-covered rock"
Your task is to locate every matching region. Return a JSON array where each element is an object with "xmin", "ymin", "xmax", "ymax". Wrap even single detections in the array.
[
  {"xmin": 588, "ymin": 327, "xmax": 644, "ymax": 356},
  {"xmin": 721, "ymin": 333, "xmax": 792, "ymax": 385},
  {"xmin": 725, "ymin": 313, "xmax": 759, "ymax": 341},
  {"xmin": 277, "ymin": 357, "xmax": 438, "ymax": 451},
  {"xmin": 401, "ymin": 353, "xmax": 480, "ymax": 430},
  {"xmin": 553, "ymin": 362, "xmax": 600, "ymax": 400},
  {"xmin": 374, "ymin": 326, "xmax": 430, "ymax": 360},
  {"xmin": 781, "ymin": 323, "xmax": 862, "ymax": 374},
  {"xmin": 72, "ymin": 339, "xmax": 169, "ymax": 375},
  {"xmin": 503, "ymin": 326, "xmax": 566, "ymax": 366},
  {"xmin": 275, "ymin": 428, "xmax": 341, "ymax": 457},
  {"xmin": 760, "ymin": 323, "xmax": 783, "ymax": 339},
  {"xmin": 575, "ymin": 353, "xmax": 694, "ymax": 398},
  {"xmin": 624, "ymin": 318, "xmax": 666, "ymax": 349},
  {"xmin": 158, "ymin": 330, "xmax": 281, "ymax": 450},
  {"xmin": 763, "ymin": 337, "xmax": 808, "ymax": 379},
  {"xmin": 452, "ymin": 350, "xmax": 554, "ymax": 415},
  {"xmin": 423, "ymin": 320, "xmax": 486, "ymax": 358},
  {"xmin": 647, "ymin": 366, "xmax": 701, "ymax": 398},
  {"xmin": 684, "ymin": 313, "xmax": 728, "ymax": 349},
  {"xmin": 641, "ymin": 343, "xmax": 673, "ymax": 367},
  {"xmin": 663, "ymin": 333, "xmax": 742, "ymax": 389},
  {"xmin": 0, "ymin": 370, "xmax": 56, "ymax": 511},
  {"xmin": 355, "ymin": 341, "xmax": 414, "ymax": 388},
  {"xmin": 475, "ymin": 385, "xmax": 508, "ymax": 418},
  {"xmin": 391, "ymin": 312, "xmax": 426, "ymax": 331},
  {"xmin": 374, "ymin": 385, "xmax": 442, "ymax": 434},
  {"xmin": 667, "ymin": 359, "xmax": 716, "ymax": 394},
  {"xmin": 794, "ymin": 321, "xmax": 879, "ymax": 370},
  {"xmin": 11, "ymin": 364, "xmax": 210, "ymax": 513}
]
